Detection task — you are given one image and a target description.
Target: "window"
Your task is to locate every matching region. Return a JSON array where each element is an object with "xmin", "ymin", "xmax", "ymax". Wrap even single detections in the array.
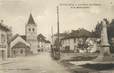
[
  {"xmin": 32, "ymin": 28, "xmax": 35, "ymax": 32},
  {"xmin": 28, "ymin": 28, "xmax": 31, "ymax": 31},
  {"xmin": 20, "ymin": 49, "xmax": 23, "ymax": 54}
]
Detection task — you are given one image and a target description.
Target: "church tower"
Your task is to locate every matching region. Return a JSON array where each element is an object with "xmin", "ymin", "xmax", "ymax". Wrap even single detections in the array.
[{"xmin": 25, "ymin": 13, "xmax": 38, "ymax": 54}]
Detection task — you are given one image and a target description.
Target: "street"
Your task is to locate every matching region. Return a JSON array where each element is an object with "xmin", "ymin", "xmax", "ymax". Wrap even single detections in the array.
[{"xmin": 0, "ymin": 53, "xmax": 70, "ymax": 73}]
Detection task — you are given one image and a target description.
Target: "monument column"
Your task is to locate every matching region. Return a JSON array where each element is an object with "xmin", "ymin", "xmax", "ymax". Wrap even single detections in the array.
[
  {"xmin": 94, "ymin": 19, "xmax": 112, "ymax": 61},
  {"xmin": 100, "ymin": 19, "xmax": 110, "ymax": 56}
]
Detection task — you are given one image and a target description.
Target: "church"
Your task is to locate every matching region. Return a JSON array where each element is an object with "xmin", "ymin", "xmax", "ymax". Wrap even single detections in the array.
[{"xmin": 9, "ymin": 14, "xmax": 51, "ymax": 57}]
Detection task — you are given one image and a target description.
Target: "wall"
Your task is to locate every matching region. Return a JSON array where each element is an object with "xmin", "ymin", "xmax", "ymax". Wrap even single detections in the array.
[{"xmin": 0, "ymin": 29, "xmax": 8, "ymax": 60}]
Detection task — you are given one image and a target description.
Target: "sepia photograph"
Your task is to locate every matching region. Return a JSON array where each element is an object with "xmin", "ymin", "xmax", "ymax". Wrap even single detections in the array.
[{"xmin": 0, "ymin": 0, "xmax": 114, "ymax": 73}]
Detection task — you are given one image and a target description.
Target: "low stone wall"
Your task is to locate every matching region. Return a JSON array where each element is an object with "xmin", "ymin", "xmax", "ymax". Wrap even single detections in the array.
[{"xmin": 60, "ymin": 53, "xmax": 98, "ymax": 61}]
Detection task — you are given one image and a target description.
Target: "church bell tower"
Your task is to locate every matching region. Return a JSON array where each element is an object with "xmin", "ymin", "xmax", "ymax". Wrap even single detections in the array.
[{"xmin": 25, "ymin": 13, "xmax": 38, "ymax": 54}]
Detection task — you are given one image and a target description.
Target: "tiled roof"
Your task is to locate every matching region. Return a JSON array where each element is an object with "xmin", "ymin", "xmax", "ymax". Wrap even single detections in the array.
[
  {"xmin": 10, "ymin": 35, "xmax": 30, "ymax": 48},
  {"xmin": 9, "ymin": 34, "xmax": 19, "ymax": 43},
  {"xmin": 12, "ymin": 42, "xmax": 30, "ymax": 48},
  {"xmin": 70, "ymin": 28, "xmax": 91, "ymax": 37},
  {"xmin": 9, "ymin": 34, "xmax": 26, "ymax": 43},
  {"xmin": 37, "ymin": 34, "xmax": 50, "ymax": 43},
  {"xmin": 38, "ymin": 34, "xmax": 46, "ymax": 38},
  {"xmin": 45, "ymin": 40, "xmax": 51, "ymax": 43},
  {"xmin": 37, "ymin": 34, "xmax": 46, "ymax": 41},
  {"xmin": 20, "ymin": 35, "xmax": 26, "ymax": 41},
  {"xmin": 62, "ymin": 28, "xmax": 92, "ymax": 40},
  {"xmin": 54, "ymin": 32, "xmax": 68, "ymax": 37}
]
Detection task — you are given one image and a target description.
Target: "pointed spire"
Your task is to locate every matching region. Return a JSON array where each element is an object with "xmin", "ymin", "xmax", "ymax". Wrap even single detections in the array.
[{"xmin": 27, "ymin": 13, "xmax": 35, "ymax": 24}]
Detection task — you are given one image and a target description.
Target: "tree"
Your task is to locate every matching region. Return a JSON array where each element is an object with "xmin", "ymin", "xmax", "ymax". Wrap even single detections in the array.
[
  {"xmin": 94, "ymin": 18, "xmax": 110, "ymax": 38},
  {"xmin": 107, "ymin": 19, "xmax": 114, "ymax": 53},
  {"xmin": 108, "ymin": 19, "xmax": 114, "ymax": 40},
  {"xmin": 94, "ymin": 22, "xmax": 103, "ymax": 38}
]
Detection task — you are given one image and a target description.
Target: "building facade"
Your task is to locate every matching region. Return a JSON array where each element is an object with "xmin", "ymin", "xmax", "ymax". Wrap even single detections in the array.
[
  {"xmin": 37, "ymin": 34, "xmax": 51, "ymax": 52},
  {"xmin": 0, "ymin": 22, "xmax": 11, "ymax": 60},
  {"xmin": 10, "ymin": 34, "xmax": 30, "ymax": 57},
  {"xmin": 61, "ymin": 28, "xmax": 98, "ymax": 53}
]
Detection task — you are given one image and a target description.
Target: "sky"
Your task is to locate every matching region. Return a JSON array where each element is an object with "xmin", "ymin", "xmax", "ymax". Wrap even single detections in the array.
[{"xmin": 0, "ymin": 0, "xmax": 114, "ymax": 40}]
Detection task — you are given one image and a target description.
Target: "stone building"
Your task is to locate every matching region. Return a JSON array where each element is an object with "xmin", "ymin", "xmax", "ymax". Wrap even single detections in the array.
[
  {"xmin": 37, "ymin": 34, "xmax": 46, "ymax": 52},
  {"xmin": 0, "ymin": 21, "xmax": 11, "ymax": 60},
  {"xmin": 45, "ymin": 40, "xmax": 51, "ymax": 52},
  {"xmin": 61, "ymin": 28, "xmax": 98, "ymax": 53},
  {"xmin": 37, "ymin": 34, "xmax": 51, "ymax": 52},
  {"xmin": 53, "ymin": 32, "xmax": 69, "ymax": 46},
  {"xmin": 10, "ymin": 34, "xmax": 30, "ymax": 57}
]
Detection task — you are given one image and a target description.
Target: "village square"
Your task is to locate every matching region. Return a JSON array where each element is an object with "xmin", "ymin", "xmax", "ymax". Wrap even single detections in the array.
[{"xmin": 0, "ymin": 0, "xmax": 114, "ymax": 73}]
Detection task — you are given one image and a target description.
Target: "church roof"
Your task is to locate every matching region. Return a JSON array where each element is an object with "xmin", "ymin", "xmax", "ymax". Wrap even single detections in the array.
[
  {"xmin": 10, "ymin": 35, "xmax": 30, "ymax": 49},
  {"xmin": 9, "ymin": 34, "xmax": 26, "ymax": 44},
  {"xmin": 9, "ymin": 34, "xmax": 19, "ymax": 43},
  {"xmin": 21, "ymin": 35, "xmax": 26, "ymax": 41},
  {"xmin": 27, "ymin": 13, "xmax": 36, "ymax": 25},
  {"xmin": 12, "ymin": 42, "xmax": 30, "ymax": 48}
]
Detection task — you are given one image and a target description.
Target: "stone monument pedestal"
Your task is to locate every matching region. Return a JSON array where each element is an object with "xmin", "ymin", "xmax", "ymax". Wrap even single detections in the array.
[
  {"xmin": 94, "ymin": 54, "xmax": 113, "ymax": 62},
  {"xmin": 94, "ymin": 47, "xmax": 112, "ymax": 62}
]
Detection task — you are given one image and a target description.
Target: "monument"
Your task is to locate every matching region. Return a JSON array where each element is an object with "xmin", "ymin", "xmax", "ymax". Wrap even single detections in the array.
[{"xmin": 94, "ymin": 19, "xmax": 112, "ymax": 61}]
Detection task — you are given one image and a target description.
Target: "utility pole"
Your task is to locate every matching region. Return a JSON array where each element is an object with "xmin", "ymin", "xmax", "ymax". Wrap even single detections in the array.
[
  {"xmin": 57, "ymin": 6, "xmax": 60, "ymax": 48},
  {"xmin": 51, "ymin": 26, "xmax": 54, "ymax": 45},
  {"xmin": 51, "ymin": 5, "xmax": 60, "ymax": 60},
  {"xmin": 56, "ymin": 6, "xmax": 60, "ymax": 59},
  {"xmin": 51, "ymin": 26, "xmax": 54, "ymax": 58}
]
